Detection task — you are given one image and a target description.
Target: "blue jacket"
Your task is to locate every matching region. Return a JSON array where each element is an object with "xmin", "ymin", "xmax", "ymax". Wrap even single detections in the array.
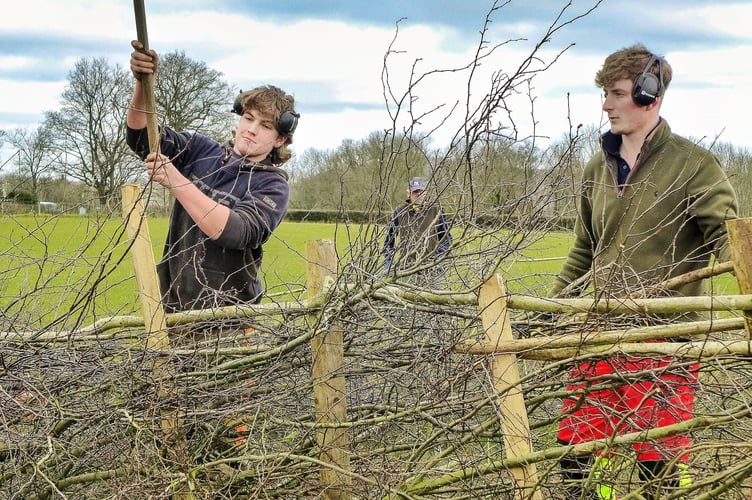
[{"xmin": 127, "ymin": 126, "xmax": 290, "ymax": 312}]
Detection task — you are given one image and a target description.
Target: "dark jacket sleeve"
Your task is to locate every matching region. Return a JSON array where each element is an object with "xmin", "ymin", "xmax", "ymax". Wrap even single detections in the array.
[
  {"xmin": 436, "ymin": 208, "xmax": 452, "ymax": 257},
  {"xmin": 382, "ymin": 210, "xmax": 399, "ymax": 258},
  {"xmin": 214, "ymin": 171, "xmax": 290, "ymax": 251},
  {"xmin": 126, "ymin": 126, "xmax": 151, "ymax": 159},
  {"xmin": 126, "ymin": 125, "xmax": 192, "ymax": 163}
]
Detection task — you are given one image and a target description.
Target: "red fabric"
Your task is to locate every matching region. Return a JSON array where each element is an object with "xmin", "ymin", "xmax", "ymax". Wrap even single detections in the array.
[{"xmin": 557, "ymin": 348, "xmax": 698, "ymax": 462}]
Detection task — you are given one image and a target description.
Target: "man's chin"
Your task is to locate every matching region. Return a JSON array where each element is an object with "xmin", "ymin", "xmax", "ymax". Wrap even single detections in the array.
[
  {"xmin": 235, "ymin": 146, "xmax": 266, "ymax": 161},
  {"xmin": 235, "ymin": 144, "xmax": 253, "ymax": 156}
]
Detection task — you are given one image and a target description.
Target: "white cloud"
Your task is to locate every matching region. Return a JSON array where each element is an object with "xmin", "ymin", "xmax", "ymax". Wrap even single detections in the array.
[
  {"xmin": 0, "ymin": 80, "xmax": 65, "ymax": 117},
  {"xmin": 661, "ymin": 45, "xmax": 751, "ymax": 146},
  {"xmin": 293, "ymin": 108, "xmax": 388, "ymax": 154},
  {"xmin": 0, "ymin": 56, "xmax": 35, "ymax": 71},
  {"xmin": 1, "ymin": 0, "xmax": 750, "ymax": 163},
  {"xmin": 673, "ymin": 4, "xmax": 752, "ymax": 39},
  {"xmin": 4, "ymin": 1, "xmax": 132, "ymax": 38}
]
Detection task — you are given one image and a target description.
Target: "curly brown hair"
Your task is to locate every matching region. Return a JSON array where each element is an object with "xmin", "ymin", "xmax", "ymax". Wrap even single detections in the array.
[
  {"xmin": 235, "ymin": 85, "xmax": 297, "ymax": 164},
  {"xmin": 595, "ymin": 43, "xmax": 672, "ymax": 93}
]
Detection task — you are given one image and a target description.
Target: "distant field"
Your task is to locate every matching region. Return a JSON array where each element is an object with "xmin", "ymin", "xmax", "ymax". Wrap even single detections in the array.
[
  {"xmin": 0, "ymin": 215, "xmax": 372, "ymax": 327},
  {"xmin": 0, "ymin": 214, "xmax": 737, "ymax": 329}
]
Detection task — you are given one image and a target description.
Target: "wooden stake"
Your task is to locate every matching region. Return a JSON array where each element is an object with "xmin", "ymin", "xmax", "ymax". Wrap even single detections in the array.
[
  {"xmin": 122, "ymin": 185, "xmax": 168, "ymax": 346},
  {"xmin": 479, "ymin": 275, "xmax": 541, "ymax": 500},
  {"xmin": 307, "ymin": 239, "xmax": 351, "ymax": 499},
  {"xmin": 727, "ymin": 217, "xmax": 752, "ymax": 338},
  {"xmin": 122, "ymin": 186, "xmax": 192, "ymax": 499}
]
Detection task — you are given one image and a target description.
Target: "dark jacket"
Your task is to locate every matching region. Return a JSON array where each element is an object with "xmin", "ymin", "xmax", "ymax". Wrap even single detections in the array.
[
  {"xmin": 127, "ymin": 126, "xmax": 289, "ymax": 312},
  {"xmin": 382, "ymin": 199, "xmax": 452, "ymax": 269},
  {"xmin": 551, "ymin": 119, "xmax": 737, "ymax": 298}
]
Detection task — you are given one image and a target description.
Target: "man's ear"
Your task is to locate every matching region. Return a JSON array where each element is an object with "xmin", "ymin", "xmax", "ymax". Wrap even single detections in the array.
[{"xmin": 645, "ymin": 95, "xmax": 662, "ymax": 111}]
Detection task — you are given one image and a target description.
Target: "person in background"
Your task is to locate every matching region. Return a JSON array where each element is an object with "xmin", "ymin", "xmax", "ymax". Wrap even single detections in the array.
[
  {"xmin": 126, "ymin": 40, "xmax": 298, "ymax": 313},
  {"xmin": 551, "ymin": 44, "xmax": 738, "ymax": 499},
  {"xmin": 382, "ymin": 177, "xmax": 452, "ymax": 278}
]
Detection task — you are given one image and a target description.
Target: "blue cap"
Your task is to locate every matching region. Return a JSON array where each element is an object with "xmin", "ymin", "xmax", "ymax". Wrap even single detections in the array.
[{"xmin": 409, "ymin": 177, "xmax": 427, "ymax": 192}]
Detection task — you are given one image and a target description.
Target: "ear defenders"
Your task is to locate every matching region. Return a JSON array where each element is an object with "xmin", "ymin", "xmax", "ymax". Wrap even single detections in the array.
[
  {"xmin": 632, "ymin": 54, "xmax": 664, "ymax": 106},
  {"xmin": 232, "ymin": 92, "xmax": 300, "ymax": 136}
]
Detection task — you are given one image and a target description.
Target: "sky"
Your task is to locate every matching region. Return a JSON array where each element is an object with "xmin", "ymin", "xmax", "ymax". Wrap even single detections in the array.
[{"xmin": 1, "ymin": 0, "xmax": 750, "ymax": 168}]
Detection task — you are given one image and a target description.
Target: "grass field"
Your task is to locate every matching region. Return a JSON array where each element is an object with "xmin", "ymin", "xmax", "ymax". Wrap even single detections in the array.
[
  {"xmin": 0, "ymin": 215, "xmax": 379, "ymax": 327},
  {"xmin": 0, "ymin": 214, "xmax": 738, "ymax": 330}
]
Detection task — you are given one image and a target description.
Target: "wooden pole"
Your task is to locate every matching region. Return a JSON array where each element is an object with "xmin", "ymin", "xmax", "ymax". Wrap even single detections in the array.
[
  {"xmin": 307, "ymin": 239, "xmax": 351, "ymax": 499},
  {"xmin": 713, "ymin": 217, "xmax": 752, "ymax": 500},
  {"xmin": 479, "ymin": 275, "xmax": 541, "ymax": 500},
  {"xmin": 122, "ymin": 187, "xmax": 192, "ymax": 499},
  {"xmin": 122, "ymin": 185, "xmax": 168, "ymax": 346},
  {"xmin": 727, "ymin": 217, "xmax": 752, "ymax": 338},
  {"xmin": 129, "ymin": 3, "xmax": 192, "ymax": 497},
  {"xmin": 133, "ymin": 0, "xmax": 160, "ymax": 153}
]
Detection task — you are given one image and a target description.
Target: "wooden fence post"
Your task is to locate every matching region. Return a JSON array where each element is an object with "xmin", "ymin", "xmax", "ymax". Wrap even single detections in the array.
[
  {"xmin": 727, "ymin": 217, "xmax": 752, "ymax": 338},
  {"xmin": 479, "ymin": 275, "xmax": 541, "ymax": 500},
  {"xmin": 122, "ymin": 185, "xmax": 168, "ymax": 346},
  {"xmin": 122, "ymin": 185, "xmax": 192, "ymax": 499},
  {"xmin": 307, "ymin": 239, "xmax": 351, "ymax": 499}
]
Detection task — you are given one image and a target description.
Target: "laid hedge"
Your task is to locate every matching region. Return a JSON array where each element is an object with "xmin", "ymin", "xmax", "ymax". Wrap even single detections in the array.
[
  {"xmin": 284, "ymin": 209, "xmax": 576, "ymax": 230},
  {"xmin": 285, "ymin": 209, "xmax": 387, "ymax": 224}
]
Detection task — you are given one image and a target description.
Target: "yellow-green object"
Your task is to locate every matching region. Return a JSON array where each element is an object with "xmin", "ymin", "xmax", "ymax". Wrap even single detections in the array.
[
  {"xmin": 678, "ymin": 462, "xmax": 692, "ymax": 488},
  {"xmin": 592, "ymin": 455, "xmax": 616, "ymax": 500}
]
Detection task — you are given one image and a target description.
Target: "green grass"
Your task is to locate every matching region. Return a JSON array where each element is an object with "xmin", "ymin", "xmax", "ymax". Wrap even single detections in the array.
[
  {"xmin": 0, "ymin": 214, "xmax": 738, "ymax": 330},
  {"xmin": 501, "ymin": 230, "xmax": 574, "ymax": 295},
  {"xmin": 0, "ymin": 214, "xmax": 149, "ymax": 326},
  {"xmin": 254, "ymin": 221, "xmax": 352, "ymax": 297},
  {"xmin": 0, "ymin": 215, "xmax": 353, "ymax": 328}
]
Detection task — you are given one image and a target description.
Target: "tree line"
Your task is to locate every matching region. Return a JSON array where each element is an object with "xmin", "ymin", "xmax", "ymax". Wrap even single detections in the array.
[{"xmin": 1, "ymin": 51, "xmax": 750, "ymax": 219}]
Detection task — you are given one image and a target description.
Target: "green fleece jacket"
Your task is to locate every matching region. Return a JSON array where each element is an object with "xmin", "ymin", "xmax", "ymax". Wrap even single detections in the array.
[{"xmin": 551, "ymin": 119, "xmax": 738, "ymax": 298}]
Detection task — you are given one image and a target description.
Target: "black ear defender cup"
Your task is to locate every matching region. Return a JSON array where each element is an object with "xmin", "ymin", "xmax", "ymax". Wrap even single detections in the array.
[
  {"xmin": 232, "ymin": 93, "xmax": 244, "ymax": 115},
  {"xmin": 276, "ymin": 110, "xmax": 300, "ymax": 136},
  {"xmin": 232, "ymin": 92, "xmax": 300, "ymax": 136},
  {"xmin": 632, "ymin": 54, "xmax": 664, "ymax": 106}
]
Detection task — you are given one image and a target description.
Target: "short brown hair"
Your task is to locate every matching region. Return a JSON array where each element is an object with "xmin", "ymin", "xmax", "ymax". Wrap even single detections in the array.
[
  {"xmin": 238, "ymin": 85, "xmax": 296, "ymax": 164},
  {"xmin": 595, "ymin": 44, "xmax": 672, "ymax": 92}
]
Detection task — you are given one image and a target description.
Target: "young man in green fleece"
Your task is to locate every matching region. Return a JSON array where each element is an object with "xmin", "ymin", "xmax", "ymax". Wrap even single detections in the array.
[{"xmin": 552, "ymin": 44, "xmax": 738, "ymax": 499}]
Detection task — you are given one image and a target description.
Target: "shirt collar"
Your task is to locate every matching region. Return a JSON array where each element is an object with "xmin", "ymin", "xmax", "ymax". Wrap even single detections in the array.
[{"xmin": 602, "ymin": 131, "xmax": 622, "ymax": 158}]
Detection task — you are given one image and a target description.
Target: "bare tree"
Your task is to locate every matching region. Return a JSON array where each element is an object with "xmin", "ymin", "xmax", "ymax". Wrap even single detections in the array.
[
  {"xmin": 289, "ymin": 131, "xmax": 433, "ymax": 212},
  {"xmin": 2, "ymin": 125, "xmax": 57, "ymax": 199},
  {"xmin": 537, "ymin": 123, "xmax": 601, "ymax": 222},
  {"xmin": 154, "ymin": 50, "xmax": 236, "ymax": 142},
  {"xmin": 44, "ymin": 57, "xmax": 139, "ymax": 204}
]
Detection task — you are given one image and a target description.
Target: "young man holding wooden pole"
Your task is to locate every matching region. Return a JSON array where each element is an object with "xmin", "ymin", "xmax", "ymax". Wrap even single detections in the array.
[
  {"xmin": 551, "ymin": 44, "xmax": 738, "ymax": 499},
  {"xmin": 127, "ymin": 40, "xmax": 297, "ymax": 313}
]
